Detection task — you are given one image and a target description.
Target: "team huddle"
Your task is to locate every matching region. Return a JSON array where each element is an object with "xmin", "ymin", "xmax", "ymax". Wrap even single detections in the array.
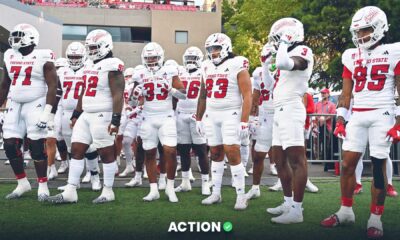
[{"xmin": 0, "ymin": 5, "xmax": 399, "ymax": 239}]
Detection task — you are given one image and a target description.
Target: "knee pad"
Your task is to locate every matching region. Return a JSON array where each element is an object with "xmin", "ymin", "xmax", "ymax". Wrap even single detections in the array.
[
  {"xmin": 56, "ymin": 140, "xmax": 68, "ymax": 153},
  {"xmin": 85, "ymin": 150, "xmax": 98, "ymax": 161},
  {"xmin": 371, "ymin": 157, "xmax": 385, "ymax": 190},
  {"xmin": 29, "ymin": 139, "xmax": 47, "ymax": 160},
  {"xmin": 4, "ymin": 138, "xmax": 23, "ymax": 160}
]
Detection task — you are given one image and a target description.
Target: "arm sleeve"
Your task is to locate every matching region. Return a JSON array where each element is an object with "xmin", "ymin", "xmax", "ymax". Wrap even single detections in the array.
[{"xmin": 276, "ymin": 43, "xmax": 294, "ymax": 71}]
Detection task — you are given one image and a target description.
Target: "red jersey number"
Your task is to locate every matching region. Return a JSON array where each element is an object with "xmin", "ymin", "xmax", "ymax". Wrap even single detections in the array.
[
  {"xmin": 10, "ymin": 66, "xmax": 32, "ymax": 86},
  {"xmin": 183, "ymin": 80, "xmax": 201, "ymax": 99},
  {"xmin": 83, "ymin": 75, "xmax": 98, "ymax": 97},
  {"xmin": 143, "ymin": 82, "xmax": 169, "ymax": 102},
  {"xmin": 205, "ymin": 78, "xmax": 229, "ymax": 99},
  {"xmin": 353, "ymin": 64, "xmax": 389, "ymax": 92}
]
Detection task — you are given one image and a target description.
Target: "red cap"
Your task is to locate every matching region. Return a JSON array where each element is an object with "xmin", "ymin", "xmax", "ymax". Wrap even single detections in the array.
[{"xmin": 320, "ymin": 88, "xmax": 330, "ymax": 94}]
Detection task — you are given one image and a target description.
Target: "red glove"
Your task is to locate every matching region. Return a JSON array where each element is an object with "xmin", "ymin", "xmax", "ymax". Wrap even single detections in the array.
[
  {"xmin": 334, "ymin": 121, "xmax": 346, "ymax": 139},
  {"xmin": 386, "ymin": 124, "xmax": 400, "ymax": 143}
]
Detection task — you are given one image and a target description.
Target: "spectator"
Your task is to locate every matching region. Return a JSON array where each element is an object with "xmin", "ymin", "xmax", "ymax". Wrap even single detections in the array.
[
  {"xmin": 314, "ymin": 88, "xmax": 336, "ymax": 171},
  {"xmin": 211, "ymin": 1, "xmax": 216, "ymax": 12}
]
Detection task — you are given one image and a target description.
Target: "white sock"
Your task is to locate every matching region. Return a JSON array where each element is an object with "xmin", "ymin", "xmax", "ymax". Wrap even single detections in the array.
[
  {"xmin": 230, "ymin": 163, "xmax": 245, "ymax": 195},
  {"xmin": 387, "ymin": 157, "xmax": 393, "ymax": 185},
  {"xmin": 135, "ymin": 171, "xmax": 142, "ymax": 180},
  {"xmin": 122, "ymin": 136, "xmax": 134, "ymax": 166},
  {"xmin": 103, "ymin": 161, "xmax": 117, "ymax": 188},
  {"xmin": 86, "ymin": 157, "xmax": 99, "ymax": 174},
  {"xmin": 150, "ymin": 183, "xmax": 158, "ymax": 193},
  {"xmin": 211, "ymin": 161, "xmax": 224, "ymax": 196},
  {"xmin": 355, "ymin": 156, "xmax": 363, "ymax": 184},
  {"xmin": 284, "ymin": 196, "xmax": 293, "ymax": 207},
  {"xmin": 369, "ymin": 213, "xmax": 382, "ymax": 221},
  {"xmin": 159, "ymin": 173, "xmax": 166, "ymax": 182},
  {"xmin": 252, "ymin": 185, "xmax": 260, "ymax": 191},
  {"xmin": 17, "ymin": 177, "xmax": 30, "ymax": 186},
  {"xmin": 167, "ymin": 179, "xmax": 174, "ymax": 190},
  {"xmin": 67, "ymin": 159, "xmax": 85, "ymax": 186},
  {"xmin": 201, "ymin": 174, "xmax": 209, "ymax": 182},
  {"xmin": 240, "ymin": 145, "xmax": 249, "ymax": 167},
  {"xmin": 339, "ymin": 205, "xmax": 353, "ymax": 215},
  {"xmin": 293, "ymin": 201, "xmax": 302, "ymax": 214}
]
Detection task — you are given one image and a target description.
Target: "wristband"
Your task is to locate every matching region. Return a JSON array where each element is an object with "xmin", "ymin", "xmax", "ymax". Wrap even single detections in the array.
[
  {"xmin": 70, "ymin": 109, "xmax": 82, "ymax": 121},
  {"xmin": 111, "ymin": 113, "xmax": 122, "ymax": 127},
  {"xmin": 336, "ymin": 107, "xmax": 348, "ymax": 119}
]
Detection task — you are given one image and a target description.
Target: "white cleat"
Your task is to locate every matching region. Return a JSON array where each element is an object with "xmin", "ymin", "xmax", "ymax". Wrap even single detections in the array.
[
  {"xmin": 174, "ymin": 181, "xmax": 192, "ymax": 192},
  {"xmin": 189, "ymin": 169, "xmax": 195, "ymax": 183},
  {"xmin": 23, "ymin": 160, "xmax": 29, "ymax": 168},
  {"xmin": 271, "ymin": 208, "xmax": 303, "ymax": 224},
  {"xmin": 143, "ymin": 170, "xmax": 148, "ymax": 179},
  {"xmin": 47, "ymin": 186, "xmax": 78, "ymax": 204},
  {"xmin": 305, "ymin": 179, "xmax": 319, "ymax": 193},
  {"xmin": 81, "ymin": 171, "xmax": 91, "ymax": 183},
  {"xmin": 93, "ymin": 186, "xmax": 115, "ymax": 204},
  {"xmin": 202, "ymin": 194, "xmax": 222, "ymax": 205},
  {"xmin": 234, "ymin": 194, "xmax": 248, "ymax": 210},
  {"xmin": 118, "ymin": 165, "xmax": 134, "ymax": 177},
  {"xmin": 201, "ymin": 181, "xmax": 211, "ymax": 196},
  {"xmin": 270, "ymin": 164, "xmax": 278, "ymax": 176},
  {"xmin": 125, "ymin": 178, "xmax": 142, "ymax": 187},
  {"xmin": 367, "ymin": 217, "xmax": 383, "ymax": 239},
  {"xmin": 38, "ymin": 189, "xmax": 50, "ymax": 202},
  {"xmin": 57, "ymin": 183, "xmax": 80, "ymax": 191},
  {"xmin": 244, "ymin": 171, "xmax": 249, "ymax": 177},
  {"xmin": 166, "ymin": 188, "xmax": 179, "ymax": 203},
  {"xmin": 91, "ymin": 174, "xmax": 102, "ymax": 191},
  {"xmin": 143, "ymin": 191, "xmax": 160, "ymax": 202},
  {"xmin": 4, "ymin": 160, "xmax": 10, "ymax": 165},
  {"xmin": 248, "ymin": 167, "xmax": 253, "ymax": 174},
  {"xmin": 246, "ymin": 188, "xmax": 261, "ymax": 200},
  {"xmin": 5, "ymin": 182, "xmax": 32, "ymax": 200},
  {"xmin": 48, "ymin": 169, "xmax": 58, "ymax": 180},
  {"xmin": 267, "ymin": 202, "xmax": 290, "ymax": 215},
  {"xmin": 57, "ymin": 161, "xmax": 69, "ymax": 174},
  {"xmin": 158, "ymin": 178, "xmax": 166, "ymax": 190},
  {"xmin": 269, "ymin": 180, "xmax": 282, "ymax": 192}
]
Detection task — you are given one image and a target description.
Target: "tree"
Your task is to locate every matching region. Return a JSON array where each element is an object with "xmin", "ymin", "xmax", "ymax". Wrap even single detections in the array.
[
  {"xmin": 223, "ymin": 0, "xmax": 301, "ymax": 73},
  {"xmin": 294, "ymin": 0, "xmax": 400, "ymax": 89}
]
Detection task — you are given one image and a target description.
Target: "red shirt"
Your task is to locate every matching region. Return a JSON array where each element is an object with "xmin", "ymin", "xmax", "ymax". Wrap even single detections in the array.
[
  {"xmin": 315, "ymin": 100, "xmax": 336, "ymax": 132},
  {"xmin": 304, "ymin": 93, "xmax": 315, "ymax": 130}
]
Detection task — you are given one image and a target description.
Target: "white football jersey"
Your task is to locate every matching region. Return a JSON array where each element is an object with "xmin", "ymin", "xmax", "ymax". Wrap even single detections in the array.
[
  {"xmin": 81, "ymin": 57, "xmax": 124, "ymax": 113},
  {"xmin": 201, "ymin": 56, "xmax": 249, "ymax": 111},
  {"xmin": 58, "ymin": 66, "xmax": 85, "ymax": 111},
  {"xmin": 342, "ymin": 43, "xmax": 400, "ymax": 109},
  {"xmin": 138, "ymin": 65, "xmax": 178, "ymax": 116},
  {"xmin": 176, "ymin": 68, "xmax": 202, "ymax": 113},
  {"xmin": 252, "ymin": 66, "xmax": 274, "ymax": 112},
  {"xmin": 273, "ymin": 45, "xmax": 314, "ymax": 107},
  {"xmin": 4, "ymin": 48, "xmax": 55, "ymax": 103}
]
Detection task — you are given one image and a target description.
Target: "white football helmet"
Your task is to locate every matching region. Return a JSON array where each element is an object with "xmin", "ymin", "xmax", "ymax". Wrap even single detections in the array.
[
  {"xmin": 268, "ymin": 18, "xmax": 304, "ymax": 46},
  {"xmin": 85, "ymin": 29, "xmax": 113, "ymax": 61},
  {"xmin": 55, "ymin": 58, "xmax": 69, "ymax": 68},
  {"xmin": 124, "ymin": 67, "xmax": 134, "ymax": 81},
  {"xmin": 141, "ymin": 42, "xmax": 164, "ymax": 72},
  {"xmin": 66, "ymin": 42, "xmax": 86, "ymax": 70},
  {"xmin": 350, "ymin": 6, "xmax": 388, "ymax": 49},
  {"xmin": 204, "ymin": 33, "xmax": 232, "ymax": 65},
  {"xmin": 183, "ymin": 46, "xmax": 203, "ymax": 70},
  {"xmin": 164, "ymin": 59, "xmax": 179, "ymax": 67},
  {"xmin": 8, "ymin": 23, "xmax": 39, "ymax": 50}
]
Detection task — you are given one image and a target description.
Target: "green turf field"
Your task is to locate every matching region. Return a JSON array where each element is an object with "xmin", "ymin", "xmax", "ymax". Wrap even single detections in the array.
[{"xmin": 0, "ymin": 180, "xmax": 399, "ymax": 240}]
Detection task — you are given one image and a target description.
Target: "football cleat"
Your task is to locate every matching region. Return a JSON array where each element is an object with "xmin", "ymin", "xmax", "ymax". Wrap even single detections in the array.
[
  {"xmin": 4, "ymin": 160, "xmax": 10, "ymax": 165},
  {"xmin": 305, "ymin": 179, "xmax": 319, "ymax": 193},
  {"xmin": 201, "ymin": 181, "xmax": 211, "ymax": 196},
  {"xmin": 246, "ymin": 188, "xmax": 261, "ymax": 200},
  {"xmin": 367, "ymin": 218, "xmax": 383, "ymax": 239},
  {"xmin": 143, "ymin": 191, "xmax": 160, "ymax": 202},
  {"xmin": 269, "ymin": 180, "xmax": 282, "ymax": 192},
  {"xmin": 248, "ymin": 167, "xmax": 253, "ymax": 174},
  {"xmin": 48, "ymin": 169, "xmax": 58, "ymax": 180},
  {"xmin": 91, "ymin": 174, "xmax": 102, "ymax": 191},
  {"xmin": 5, "ymin": 181, "xmax": 32, "ymax": 200},
  {"xmin": 125, "ymin": 178, "xmax": 142, "ymax": 187},
  {"xmin": 158, "ymin": 178, "xmax": 166, "ymax": 190},
  {"xmin": 189, "ymin": 169, "xmax": 195, "ymax": 182},
  {"xmin": 92, "ymin": 187, "xmax": 115, "ymax": 204},
  {"xmin": 166, "ymin": 188, "xmax": 179, "ymax": 203},
  {"xmin": 37, "ymin": 184, "xmax": 49, "ymax": 202},
  {"xmin": 387, "ymin": 184, "xmax": 398, "ymax": 197},
  {"xmin": 267, "ymin": 202, "xmax": 290, "ymax": 215},
  {"xmin": 271, "ymin": 208, "xmax": 303, "ymax": 224},
  {"xmin": 234, "ymin": 194, "xmax": 248, "ymax": 210},
  {"xmin": 354, "ymin": 183, "xmax": 363, "ymax": 195},
  {"xmin": 119, "ymin": 164, "xmax": 134, "ymax": 177},
  {"xmin": 320, "ymin": 212, "xmax": 355, "ymax": 228},
  {"xmin": 201, "ymin": 194, "xmax": 222, "ymax": 205},
  {"xmin": 270, "ymin": 164, "xmax": 278, "ymax": 176},
  {"xmin": 47, "ymin": 187, "xmax": 78, "ymax": 204},
  {"xmin": 174, "ymin": 181, "xmax": 192, "ymax": 192},
  {"xmin": 81, "ymin": 171, "xmax": 91, "ymax": 183},
  {"xmin": 57, "ymin": 161, "xmax": 69, "ymax": 174},
  {"xmin": 57, "ymin": 183, "xmax": 80, "ymax": 191}
]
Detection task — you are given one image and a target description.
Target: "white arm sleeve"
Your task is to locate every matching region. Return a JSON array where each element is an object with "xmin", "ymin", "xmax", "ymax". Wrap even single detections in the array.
[
  {"xmin": 171, "ymin": 88, "xmax": 187, "ymax": 100},
  {"xmin": 276, "ymin": 43, "xmax": 294, "ymax": 71},
  {"xmin": 261, "ymin": 64, "xmax": 275, "ymax": 91}
]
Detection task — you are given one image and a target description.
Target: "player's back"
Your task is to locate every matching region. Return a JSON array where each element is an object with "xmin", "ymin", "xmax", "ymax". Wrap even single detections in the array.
[
  {"xmin": 4, "ymin": 48, "xmax": 55, "ymax": 103},
  {"xmin": 342, "ymin": 42, "xmax": 400, "ymax": 109},
  {"xmin": 202, "ymin": 55, "xmax": 249, "ymax": 111},
  {"xmin": 82, "ymin": 57, "xmax": 124, "ymax": 112}
]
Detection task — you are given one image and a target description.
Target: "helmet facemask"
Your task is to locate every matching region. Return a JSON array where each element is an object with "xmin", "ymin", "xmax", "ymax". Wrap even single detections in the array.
[
  {"xmin": 184, "ymin": 55, "xmax": 200, "ymax": 70},
  {"xmin": 206, "ymin": 45, "xmax": 225, "ymax": 65},
  {"xmin": 67, "ymin": 54, "xmax": 84, "ymax": 70},
  {"xmin": 144, "ymin": 55, "xmax": 162, "ymax": 72},
  {"xmin": 351, "ymin": 25, "xmax": 385, "ymax": 50}
]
